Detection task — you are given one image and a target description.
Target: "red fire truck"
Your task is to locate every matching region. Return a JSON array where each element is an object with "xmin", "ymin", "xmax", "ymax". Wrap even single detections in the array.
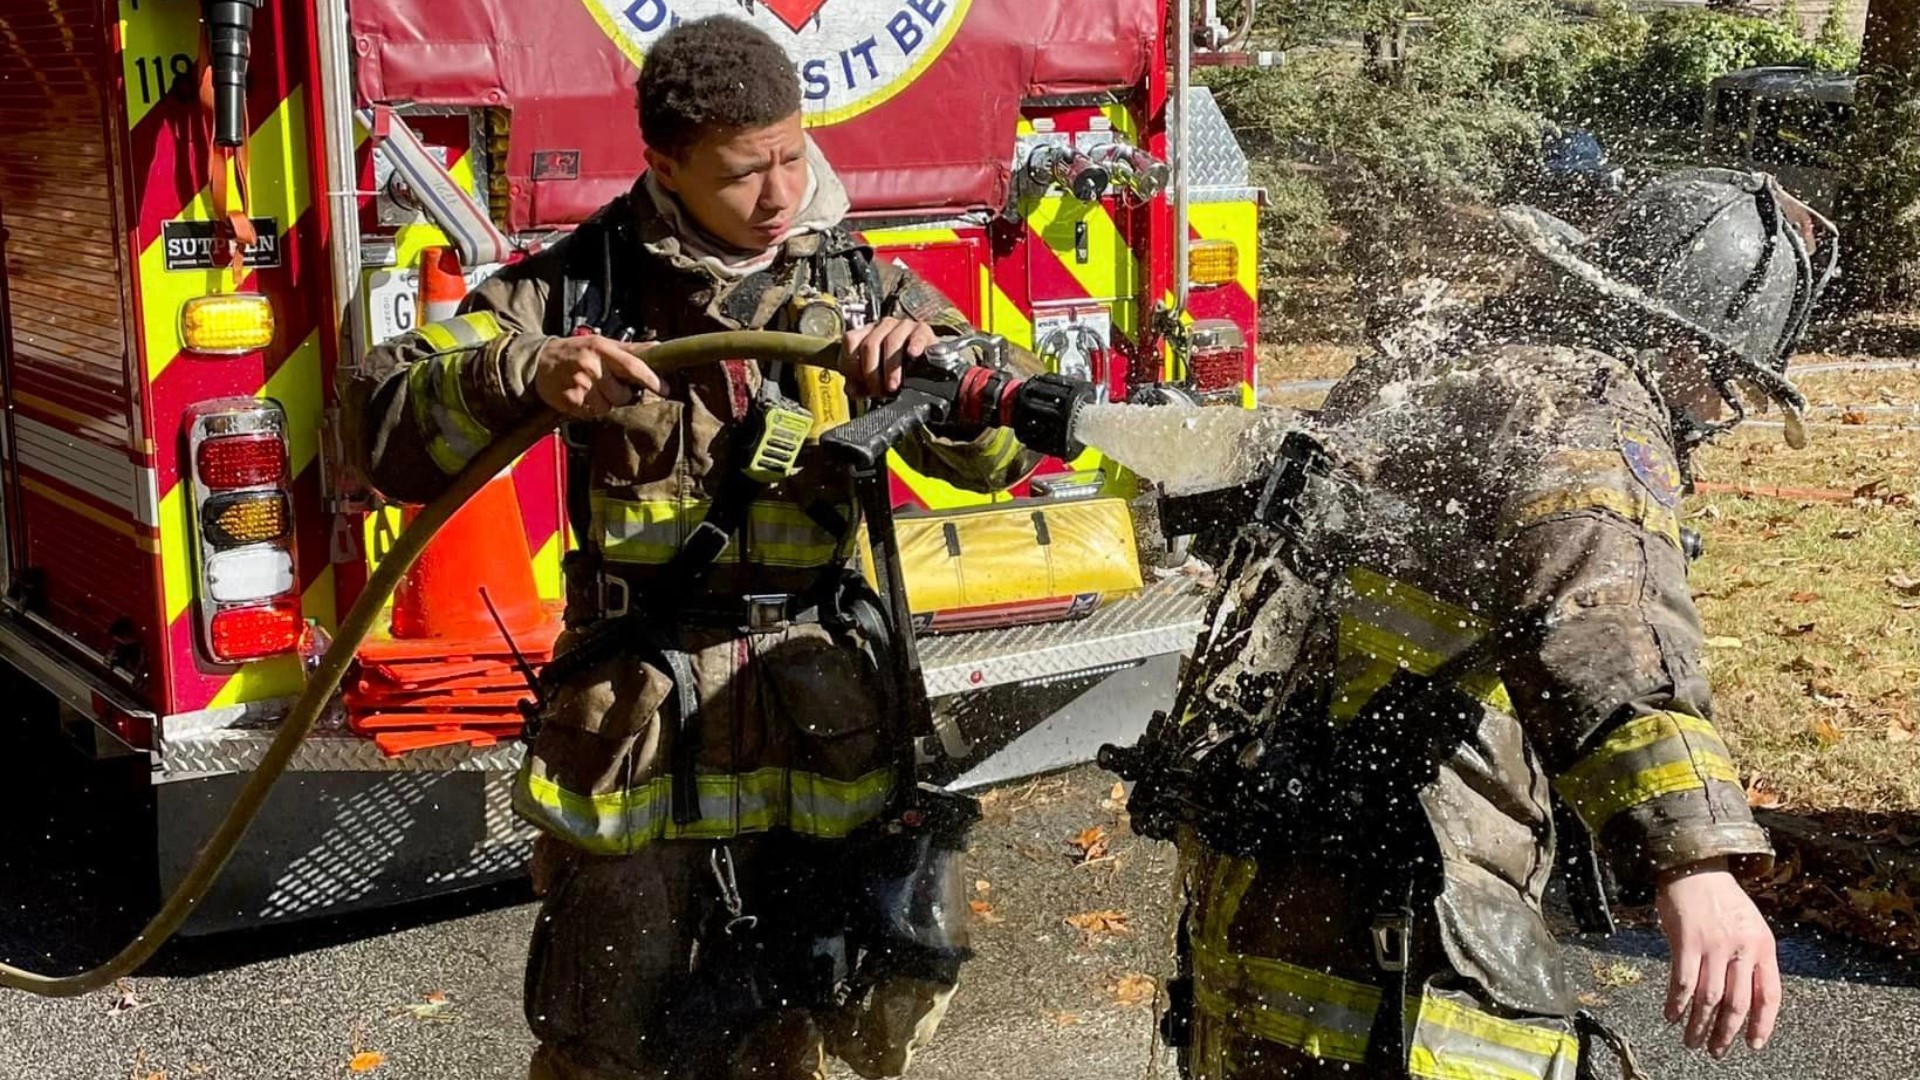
[{"xmin": 0, "ymin": 0, "xmax": 1262, "ymax": 928}]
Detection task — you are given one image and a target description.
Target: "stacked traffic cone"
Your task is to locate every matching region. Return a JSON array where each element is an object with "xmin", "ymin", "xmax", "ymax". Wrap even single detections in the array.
[{"xmin": 347, "ymin": 471, "xmax": 562, "ymax": 757}]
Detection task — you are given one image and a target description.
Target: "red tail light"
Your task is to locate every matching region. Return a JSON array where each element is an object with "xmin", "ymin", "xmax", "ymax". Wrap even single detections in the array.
[
  {"xmin": 197, "ymin": 433, "xmax": 287, "ymax": 489},
  {"xmin": 1188, "ymin": 320, "xmax": 1249, "ymax": 397},
  {"xmin": 209, "ymin": 598, "xmax": 303, "ymax": 661},
  {"xmin": 188, "ymin": 399, "xmax": 302, "ymax": 664}
]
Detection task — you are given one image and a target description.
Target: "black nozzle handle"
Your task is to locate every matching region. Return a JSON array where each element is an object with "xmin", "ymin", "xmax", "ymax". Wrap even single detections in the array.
[
  {"xmin": 823, "ymin": 394, "xmax": 938, "ymax": 471},
  {"xmin": 206, "ymin": 0, "xmax": 265, "ymax": 148}
]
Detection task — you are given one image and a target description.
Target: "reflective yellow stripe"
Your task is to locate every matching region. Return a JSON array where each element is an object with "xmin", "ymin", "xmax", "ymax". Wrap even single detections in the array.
[
  {"xmin": 406, "ymin": 353, "xmax": 492, "ymax": 474},
  {"xmin": 1554, "ymin": 711, "xmax": 1739, "ymax": 835},
  {"xmin": 980, "ymin": 426, "xmax": 1023, "ymax": 473},
  {"xmin": 1189, "ymin": 847, "xmax": 1579, "ymax": 1080},
  {"xmin": 1332, "ymin": 568, "xmax": 1512, "ymax": 722},
  {"xmin": 1504, "ymin": 485, "xmax": 1681, "ymax": 548},
  {"xmin": 594, "ymin": 494, "xmax": 844, "ymax": 568},
  {"xmin": 512, "ymin": 765, "xmax": 894, "ymax": 855}
]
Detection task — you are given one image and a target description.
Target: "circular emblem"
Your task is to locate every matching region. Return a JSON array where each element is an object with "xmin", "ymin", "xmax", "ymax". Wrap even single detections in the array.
[{"xmin": 580, "ymin": 0, "xmax": 973, "ymax": 126}]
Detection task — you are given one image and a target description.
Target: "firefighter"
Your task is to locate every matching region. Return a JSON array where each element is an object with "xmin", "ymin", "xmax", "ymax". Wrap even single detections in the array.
[
  {"xmin": 1149, "ymin": 169, "xmax": 1836, "ymax": 1079},
  {"xmin": 339, "ymin": 16, "xmax": 1042, "ymax": 1080}
]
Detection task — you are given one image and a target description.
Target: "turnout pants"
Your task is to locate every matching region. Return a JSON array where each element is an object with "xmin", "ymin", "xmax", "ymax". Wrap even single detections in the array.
[
  {"xmin": 1176, "ymin": 843, "xmax": 1584, "ymax": 1080},
  {"xmin": 525, "ymin": 833, "xmax": 955, "ymax": 1080}
]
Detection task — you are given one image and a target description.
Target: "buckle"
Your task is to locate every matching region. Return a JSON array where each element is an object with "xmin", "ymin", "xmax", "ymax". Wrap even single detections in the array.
[
  {"xmin": 743, "ymin": 594, "xmax": 790, "ymax": 633},
  {"xmin": 1370, "ymin": 909, "xmax": 1412, "ymax": 973},
  {"xmin": 597, "ymin": 574, "xmax": 631, "ymax": 619}
]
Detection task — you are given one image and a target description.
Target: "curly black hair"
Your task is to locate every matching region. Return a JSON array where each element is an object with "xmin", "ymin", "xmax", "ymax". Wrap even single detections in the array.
[{"xmin": 637, "ymin": 16, "xmax": 801, "ymax": 159}]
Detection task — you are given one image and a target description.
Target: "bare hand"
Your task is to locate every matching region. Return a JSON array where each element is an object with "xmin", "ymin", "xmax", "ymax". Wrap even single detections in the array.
[
  {"xmin": 842, "ymin": 317, "xmax": 939, "ymax": 398},
  {"xmin": 533, "ymin": 335, "xmax": 664, "ymax": 419},
  {"xmin": 1655, "ymin": 859, "xmax": 1780, "ymax": 1058}
]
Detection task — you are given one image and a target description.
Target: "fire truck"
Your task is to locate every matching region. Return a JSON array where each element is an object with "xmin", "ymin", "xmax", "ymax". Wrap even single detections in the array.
[{"xmin": 0, "ymin": 0, "xmax": 1262, "ymax": 928}]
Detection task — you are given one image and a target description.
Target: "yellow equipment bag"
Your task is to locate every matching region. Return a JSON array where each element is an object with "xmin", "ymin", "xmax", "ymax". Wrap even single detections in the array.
[{"xmin": 875, "ymin": 497, "xmax": 1143, "ymax": 633}]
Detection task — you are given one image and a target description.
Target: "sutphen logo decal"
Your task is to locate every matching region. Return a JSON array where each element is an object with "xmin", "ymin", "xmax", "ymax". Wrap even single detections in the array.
[{"xmin": 580, "ymin": 0, "xmax": 972, "ymax": 125}]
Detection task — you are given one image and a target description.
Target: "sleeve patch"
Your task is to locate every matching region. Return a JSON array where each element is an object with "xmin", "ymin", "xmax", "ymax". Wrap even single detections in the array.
[{"xmin": 1618, "ymin": 424, "xmax": 1683, "ymax": 508}]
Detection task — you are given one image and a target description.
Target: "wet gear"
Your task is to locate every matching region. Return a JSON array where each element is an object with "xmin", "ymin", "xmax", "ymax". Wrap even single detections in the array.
[
  {"xmin": 1109, "ymin": 342, "xmax": 1773, "ymax": 1080},
  {"xmin": 1502, "ymin": 167, "xmax": 1838, "ymax": 442}
]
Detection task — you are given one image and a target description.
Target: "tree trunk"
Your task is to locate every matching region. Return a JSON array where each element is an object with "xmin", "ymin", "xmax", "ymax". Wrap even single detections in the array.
[{"xmin": 1840, "ymin": 0, "xmax": 1920, "ymax": 309}]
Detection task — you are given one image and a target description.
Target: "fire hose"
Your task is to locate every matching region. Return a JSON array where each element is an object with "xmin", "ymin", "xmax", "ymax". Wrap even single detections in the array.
[
  {"xmin": 0, "ymin": 332, "xmax": 838, "ymax": 997},
  {"xmin": 0, "ymin": 329, "xmax": 1091, "ymax": 998}
]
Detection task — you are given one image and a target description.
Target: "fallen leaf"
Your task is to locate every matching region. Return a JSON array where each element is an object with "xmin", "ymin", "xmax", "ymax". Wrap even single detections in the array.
[
  {"xmin": 1808, "ymin": 678, "xmax": 1850, "ymax": 703},
  {"xmin": 1575, "ymin": 991, "xmax": 1609, "ymax": 1008},
  {"xmin": 1779, "ymin": 621, "xmax": 1818, "ymax": 638},
  {"xmin": 1841, "ymin": 408, "xmax": 1869, "ymax": 425},
  {"xmin": 107, "ymin": 981, "xmax": 151, "ymax": 1016},
  {"xmin": 1590, "ymin": 960, "xmax": 1645, "ymax": 988},
  {"xmin": 1830, "ymin": 528, "xmax": 1861, "ymax": 540},
  {"xmin": 1786, "ymin": 655, "xmax": 1836, "ymax": 676},
  {"xmin": 1068, "ymin": 825, "xmax": 1111, "ymax": 863},
  {"xmin": 349, "ymin": 1052, "xmax": 385, "ymax": 1073},
  {"xmin": 1065, "ymin": 909, "xmax": 1131, "ymax": 937},
  {"xmin": 1811, "ymin": 716, "xmax": 1844, "ymax": 746},
  {"xmin": 1788, "ymin": 591, "xmax": 1821, "ymax": 604},
  {"xmin": 968, "ymin": 899, "xmax": 1004, "ymax": 924},
  {"xmin": 1046, "ymin": 1011, "xmax": 1086, "ymax": 1027},
  {"xmin": 1704, "ymin": 636, "xmax": 1745, "ymax": 650},
  {"xmin": 1100, "ymin": 781, "xmax": 1129, "ymax": 812},
  {"xmin": 1889, "ymin": 718, "xmax": 1916, "ymax": 745},
  {"xmin": 1888, "ymin": 574, "xmax": 1920, "ymax": 597},
  {"xmin": 1744, "ymin": 775, "xmax": 1785, "ymax": 810},
  {"xmin": 1110, "ymin": 972, "xmax": 1156, "ymax": 1008},
  {"xmin": 974, "ymin": 879, "xmax": 992, "ymax": 894}
]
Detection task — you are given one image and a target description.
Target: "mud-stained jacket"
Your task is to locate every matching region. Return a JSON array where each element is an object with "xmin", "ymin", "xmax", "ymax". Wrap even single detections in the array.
[
  {"xmin": 339, "ymin": 184, "xmax": 1037, "ymax": 855},
  {"xmin": 1178, "ymin": 341, "xmax": 1772, "ymax": 1073}
]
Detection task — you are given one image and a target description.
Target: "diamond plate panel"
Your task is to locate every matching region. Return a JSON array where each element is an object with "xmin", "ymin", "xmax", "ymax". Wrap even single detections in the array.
[
  {"xmin": 1185, "ymin": 87, "xmax": 1249, "ymax": 190},
  {"xmin": 919, "ymin": 576, "xmax": 1208, "ymax": 697},
  {"xmin": 158, "ymin": 729, "xmax": 526, "ymax": 779}
]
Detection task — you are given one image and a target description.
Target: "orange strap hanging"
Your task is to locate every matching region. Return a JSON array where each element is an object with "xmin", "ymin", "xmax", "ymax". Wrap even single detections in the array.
[{"xmin": 197, "ymin": 42, "xmax": 256, "ymax": 277}]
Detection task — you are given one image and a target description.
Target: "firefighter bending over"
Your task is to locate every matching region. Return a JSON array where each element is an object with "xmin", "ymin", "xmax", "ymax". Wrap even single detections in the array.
[
  {"xmin": 339, "ymin": 16, "xmax": 1046, "ymax": 1079},
  {"xmin": 1112, "ymin": 169, "xmax": 1836, "ymax": 1079}
]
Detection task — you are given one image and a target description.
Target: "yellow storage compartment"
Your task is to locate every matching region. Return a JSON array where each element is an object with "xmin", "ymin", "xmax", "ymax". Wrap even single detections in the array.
[{"xmin": 872, "ymin": 497, "xmax": 1143, "ymax": 633}]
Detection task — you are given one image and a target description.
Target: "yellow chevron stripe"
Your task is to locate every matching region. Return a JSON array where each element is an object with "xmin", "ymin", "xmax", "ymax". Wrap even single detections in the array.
[
  {"xmin": 259, "ymin": 331, "xmax": 323, "ymax": 473},
  {"xmin": 159, "ymin": 483, "xmax": 193, "ymax": 623},
  {"xmin": 208, "ymin": 654, "xmax": 304, "ymax": 708},
  {"xmin": 1188, "ymin": 201, "xmax": 1260, "ymax": 299},
  {"xmin": 859, "ymin": 226, "xmax": 960, "ymax": 246},
  {"xmin": 118, "ymin": 0, "xmax": 202, "ymax": 131},
  {"xmin": 533, "ymin": 530, "xmax": 564, "ymax": 601},
  {"xmin": 1022, "ymin": 194, "xmax": 1140, "ymax": 307},
  {"xmin": 989, "ymin": 280, "xmax": 1035, "ymax": 351},
  {"xmin": 391, "ymin": 147, "xmax": 483, "ymax": 270},
  {"xmin": 141, "ymin": 90, "xmax": 312, "ymax": 384}
]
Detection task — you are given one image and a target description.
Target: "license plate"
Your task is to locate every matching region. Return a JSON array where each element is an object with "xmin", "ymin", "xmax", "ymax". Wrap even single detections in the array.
[{"xmin": 364, "ymin": 263, "xmax": 501, "ymax": 345}]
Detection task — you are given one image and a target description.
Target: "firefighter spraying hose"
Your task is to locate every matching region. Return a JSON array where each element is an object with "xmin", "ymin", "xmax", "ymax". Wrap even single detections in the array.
[{"xmin": 0, "ymin": 329, "xmax": 1090, "ymax": 1000}]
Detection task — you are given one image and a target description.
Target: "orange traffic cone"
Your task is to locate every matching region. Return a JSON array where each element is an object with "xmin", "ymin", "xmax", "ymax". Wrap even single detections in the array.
[
  {"xmin": 417, "ymin": 246, "xmax": 465, "ymax": 326},
  {"xmin": 386, "ymin": 471, "xmax": 550, "ymax": 643}
]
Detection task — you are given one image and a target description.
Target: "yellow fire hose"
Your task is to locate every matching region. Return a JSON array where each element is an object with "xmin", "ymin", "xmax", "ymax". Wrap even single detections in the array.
[{"xmin": 0, "ymin": 331, "xmax": 842, "ymax": 998}]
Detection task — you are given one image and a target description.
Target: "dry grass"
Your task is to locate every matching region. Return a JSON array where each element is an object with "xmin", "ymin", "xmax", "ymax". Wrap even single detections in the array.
[
  {"xmin": 1256, "ymin": 340, "xmax": 1920, "ymax": 812},
  {"xmin": 1688, "ymin": 429, "xmax": 1920, "ymax": 814}
]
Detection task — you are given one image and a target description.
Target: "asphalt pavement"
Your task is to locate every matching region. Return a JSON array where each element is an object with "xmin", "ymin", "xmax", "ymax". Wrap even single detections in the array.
[{"xmin": 3, "ymin": 755, "xmax": 1917, "ymax": 1080}]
